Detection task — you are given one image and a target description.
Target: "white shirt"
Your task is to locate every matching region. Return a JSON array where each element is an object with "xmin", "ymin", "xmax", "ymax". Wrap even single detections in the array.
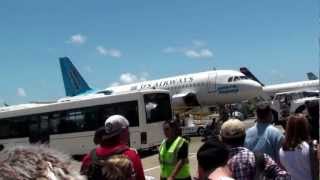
[{"xmin": 279, "ymin": 141, "xmax": 312, "ymax": 180}]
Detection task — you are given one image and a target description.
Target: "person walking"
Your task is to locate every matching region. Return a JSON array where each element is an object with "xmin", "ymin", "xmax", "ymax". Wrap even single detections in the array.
[{"xmin": 159, "ymin": 120, "xmax": 191, "ymax": 180}]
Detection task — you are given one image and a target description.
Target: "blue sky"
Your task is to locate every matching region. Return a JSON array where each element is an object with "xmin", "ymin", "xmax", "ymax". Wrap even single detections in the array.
[{"xmin": 0, "ymin": 0, "xmax": 319, "ymax": 105}]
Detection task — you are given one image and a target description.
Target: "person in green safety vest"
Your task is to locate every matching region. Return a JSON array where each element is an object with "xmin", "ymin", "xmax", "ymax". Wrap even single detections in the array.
[{"xmin": 159, "ymin": 120, "xmax": 191, "ymax": 180}]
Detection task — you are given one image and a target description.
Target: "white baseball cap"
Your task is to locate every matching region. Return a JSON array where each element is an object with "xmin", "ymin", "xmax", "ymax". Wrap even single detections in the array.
[{"xmin": 104, "ymin": 115, "xmax": 129, "ymax": 139}]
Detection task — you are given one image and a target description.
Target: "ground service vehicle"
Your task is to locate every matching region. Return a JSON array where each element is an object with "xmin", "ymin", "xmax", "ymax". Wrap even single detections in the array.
[
  {"xmin": 270, "ymin": 90, "xmax": 319, "ymax": 123},
  {"xmin": 181, "ymin": 123, "xmax": 206, "ymax": 136},
  {"xmin": 0, "ymin": 89, "xmax": 172, "ymax": 155}
]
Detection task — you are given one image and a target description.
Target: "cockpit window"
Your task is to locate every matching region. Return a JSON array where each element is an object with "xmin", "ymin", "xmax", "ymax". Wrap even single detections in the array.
[
  {"xmin": 228, "ymin": 76, "xmax": 248, "ymax": 82},
  {"xmin": 240, "ymin": 76, "xmax": 248, "ymax": 80}
]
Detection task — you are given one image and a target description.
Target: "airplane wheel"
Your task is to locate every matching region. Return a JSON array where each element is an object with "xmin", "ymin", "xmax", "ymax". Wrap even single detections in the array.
[{"xmin": 197, "ymin": 127, "xmax": 205, "ymax": 136}]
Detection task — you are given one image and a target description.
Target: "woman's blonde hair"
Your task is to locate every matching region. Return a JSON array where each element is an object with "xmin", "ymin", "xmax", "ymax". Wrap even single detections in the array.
[{"xmin": 101, "ymin": 154, "xmax": 135, "ymax": 180}]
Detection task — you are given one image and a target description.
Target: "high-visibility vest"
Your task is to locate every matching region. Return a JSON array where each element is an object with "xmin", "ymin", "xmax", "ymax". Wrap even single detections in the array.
[{"xmin": 159, "ymin": 136, "xmax": 190, "ymax": 179}]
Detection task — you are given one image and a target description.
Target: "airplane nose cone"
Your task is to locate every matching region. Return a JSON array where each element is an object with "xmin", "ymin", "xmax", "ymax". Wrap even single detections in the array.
[
  {"xmin": 250, "ymin": 81, "xmax": 263, "ymax": 95},
  {"xmin": 242, "ymin": 81, "xmax": 263, "ymax": 99}
]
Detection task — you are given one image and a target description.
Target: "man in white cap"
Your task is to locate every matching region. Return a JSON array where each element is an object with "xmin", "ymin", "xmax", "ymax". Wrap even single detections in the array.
[{"xmin": 81, "ymin": 115, "xmax": 145, "ymax": 180}]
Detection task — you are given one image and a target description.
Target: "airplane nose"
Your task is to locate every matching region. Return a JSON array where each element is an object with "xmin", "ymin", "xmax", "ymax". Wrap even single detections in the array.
[
  {"xmin": 243, "ymin": 81, "xmax": 263, "ymax": 98},
  {"xmin": 251, "ymin": 81, "xmax": 263, "ymax": 94}
]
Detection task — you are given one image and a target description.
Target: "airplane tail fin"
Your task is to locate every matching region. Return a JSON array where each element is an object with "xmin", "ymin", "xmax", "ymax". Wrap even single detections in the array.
[
  {"xmin": 59, "ymin": 57, "xmax": 92, "ymax": 96},
  {"xmin": 240, "ymin": 67, "xmax": 265, "ymax": 86},
  {"xmin": 307, "ymin": 72, "xmax": 318, "ymax": 80}
]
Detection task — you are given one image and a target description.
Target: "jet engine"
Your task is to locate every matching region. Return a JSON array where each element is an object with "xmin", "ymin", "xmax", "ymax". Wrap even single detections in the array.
[{"xmin": 172, "ymin": 92, "xmax": 200, "ymax": 107}]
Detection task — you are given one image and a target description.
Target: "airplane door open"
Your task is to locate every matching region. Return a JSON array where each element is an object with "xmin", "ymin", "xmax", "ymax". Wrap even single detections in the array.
[{"xmin": 208, "ymin": 71, "xmax": 217, "ymax": 93}]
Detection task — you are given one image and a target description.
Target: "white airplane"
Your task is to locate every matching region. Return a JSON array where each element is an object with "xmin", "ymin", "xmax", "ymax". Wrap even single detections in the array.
[
  {"xmin": 60, "ymin": 57, "xmax": 262, "ymax": 110},
  {"xmin": 240, "ymin": 67, "xmax": 319, "ymax": 99}
]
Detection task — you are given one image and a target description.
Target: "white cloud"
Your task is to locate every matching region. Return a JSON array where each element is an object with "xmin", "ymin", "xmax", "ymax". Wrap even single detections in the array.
[
  {"xmin": 185, "ymin": 50, "xmax": 200, "ymax": 58},
  {"xmin": 200, "ymin": 49, "xmax": 213, "ymax": 57},
  {"xmin": 163, "ymin": 47, "xmax": 176, "ymax": 53},
  {"xmin": 97, "ymin": 46, "xmax": 122, "ymax": 58},
  {"xmin": 163, "ymin": 40, "xmax": 213, "ymax": 59},
  {"xmin": 97, "ymin": 46, "xmax": 107, "ymax": 55},
  {"xmin": 68, "ymin": 34, "xmax": 86, "ymax": 45},
  {"xmin": 110, "ymin": 72, "xmax": 149, "ymax": 86},
  {"xmin": 120, "ymin": 73, "xmax": 138, "ymax": 84},
  {"xmin": 185, "ymin": 49, "xmax": 213, "ymax": 59},
  {"xmin": 17, "ymin": 88, "xmax": 27, "ymax": 97}
]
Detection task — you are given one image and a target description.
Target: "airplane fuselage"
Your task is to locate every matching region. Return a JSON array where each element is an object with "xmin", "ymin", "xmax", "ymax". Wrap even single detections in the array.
[
  {"xmin": 263, "ymin": 80, "xmax": 319, "ymax": 97},
  {"xmin": 59, "ymin": 57, "xmax": 262, "ymax": 109},
  {"xmin": 103, "ymin": 70, "xmax": 262, "ymax": 107}
]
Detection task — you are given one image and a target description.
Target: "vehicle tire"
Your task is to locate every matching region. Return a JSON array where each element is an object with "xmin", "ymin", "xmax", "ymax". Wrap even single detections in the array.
[{"xmin": 197, "ymin": 127, "xmax": 205, "ymax": 136}]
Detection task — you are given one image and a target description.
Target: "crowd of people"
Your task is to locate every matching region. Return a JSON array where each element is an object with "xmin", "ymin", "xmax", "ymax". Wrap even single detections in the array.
[{"xmin": 0, "ymin": 101, "xmax": 319, "ymax": 180}]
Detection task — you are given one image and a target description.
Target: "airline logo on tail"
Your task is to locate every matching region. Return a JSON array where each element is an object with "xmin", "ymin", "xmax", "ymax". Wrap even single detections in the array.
[
  {"xmin": 59, "ymin": 57, "xmax": 92, "ymax": 96},
  {"xmin": 307, "ymin": 72, "xmax": 318, "ymax": 80}
]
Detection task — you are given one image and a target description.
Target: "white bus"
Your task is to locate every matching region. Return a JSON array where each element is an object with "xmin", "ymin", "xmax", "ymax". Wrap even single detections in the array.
[{"xmin": 0, "ymin": 89, "xmax": 172, "ymax": 155}]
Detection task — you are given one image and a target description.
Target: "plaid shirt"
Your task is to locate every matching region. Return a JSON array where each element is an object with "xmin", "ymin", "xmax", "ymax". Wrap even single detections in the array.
[{"xmin": 228, "ymin": 147, "xmax": 290, "ymax": 180}]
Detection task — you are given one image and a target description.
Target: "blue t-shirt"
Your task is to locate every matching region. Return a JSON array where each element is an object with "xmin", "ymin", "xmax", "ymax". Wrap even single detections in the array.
[{"xmin": 244, "ymin": 122, "xmax": 284, "ymax": 162}]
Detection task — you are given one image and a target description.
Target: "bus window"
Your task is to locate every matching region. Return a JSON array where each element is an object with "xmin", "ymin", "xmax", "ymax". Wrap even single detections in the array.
[
  {"xmin": 64, "ymin": 111, "xmax": 85, "ymax": 132},
  {"xmin": 144, "ymin": 93, "xmax": 172, "ymax": 123},
  {"xmin": 39, "ymin": 115, "xmax": 50, "ymax": 143},
  {"xmin": 82, "ymin": 107, "xmax": 100, "ymax": 130},
  {"xmin": 29, "ymin": 116, "xmax": 40, "ymax": 143},
  {"xmin": 50, "ymin": 113, "xmax": 61, "ymax": 134},
  {"xmin": 10, "ymin": 117, "xmax": 28, "ymax": 138},
  {"xmin": 303, "ymin": 91, "xmax": 319, "ymax": 97},
  {"xmin": 100, "ymin": 101, "xmax": 139, "ymax": 127},
  {"xmin": 0, "ymin": 119, "xmax": 10, "ymax": 139}
]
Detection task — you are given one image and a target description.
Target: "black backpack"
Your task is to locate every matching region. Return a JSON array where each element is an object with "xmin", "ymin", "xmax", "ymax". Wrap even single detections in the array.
[{"xmin": 85, "ymin": 146, "xmax": 129, "ymax": 180}]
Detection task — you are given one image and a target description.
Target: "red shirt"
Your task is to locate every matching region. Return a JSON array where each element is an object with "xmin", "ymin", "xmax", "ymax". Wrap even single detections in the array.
[{"xmin": 81, "ymin": 144, "xmax": 145, "ymax": 180}]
